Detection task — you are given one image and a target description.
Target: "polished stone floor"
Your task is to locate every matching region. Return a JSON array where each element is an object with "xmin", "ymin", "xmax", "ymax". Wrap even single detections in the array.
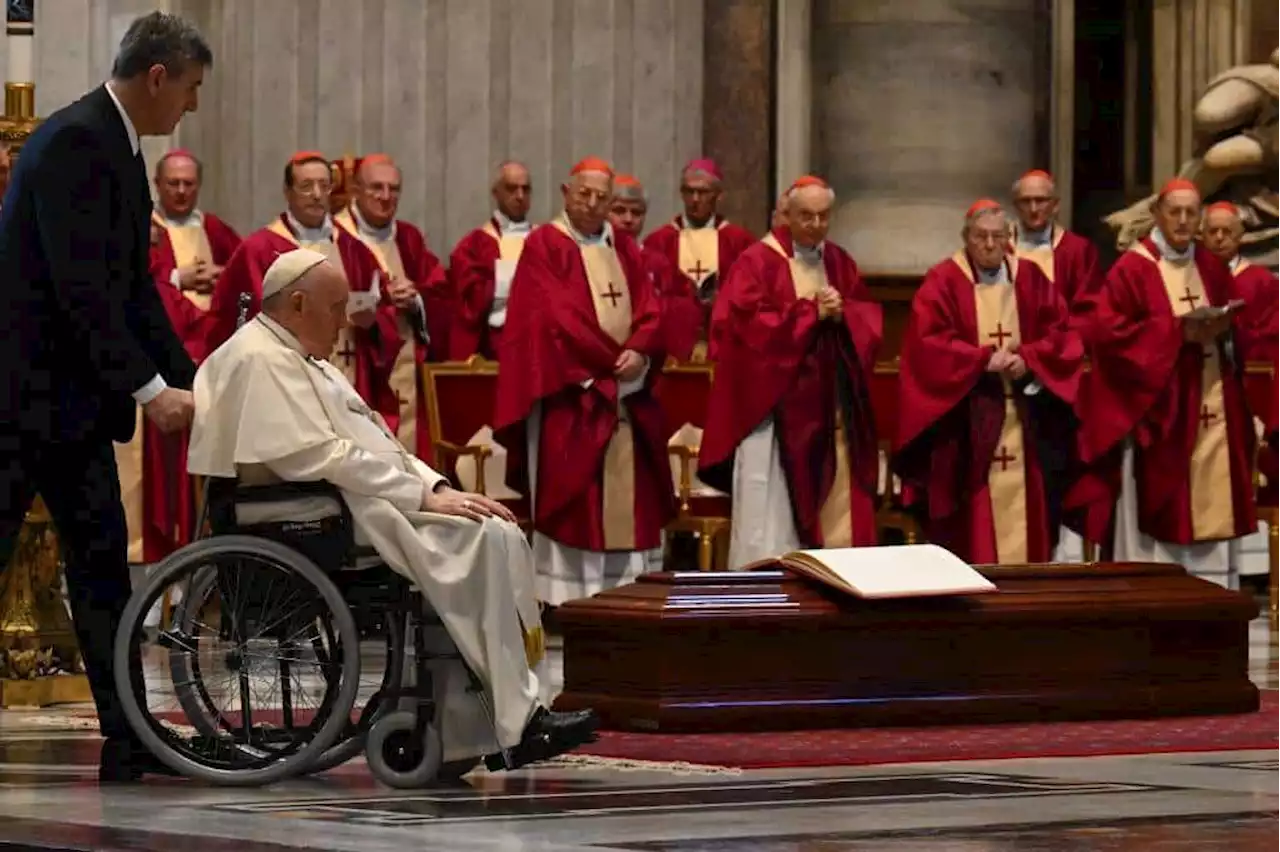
[{"xmin": 0, "ymin": 617, "xmax": 1274, "ymax": 851}]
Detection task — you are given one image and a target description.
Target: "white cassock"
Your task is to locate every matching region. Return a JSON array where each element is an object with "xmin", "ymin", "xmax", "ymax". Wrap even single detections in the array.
[
  {"xmin": 187, "ymin": 315, "xmax": 545, "ymax": 760},
  {"xmin": 1112, "ymin": 440, "xmax": 1236, "ymax": 588}
]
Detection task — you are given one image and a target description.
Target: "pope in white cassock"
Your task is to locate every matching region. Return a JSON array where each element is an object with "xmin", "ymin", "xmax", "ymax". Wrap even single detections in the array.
[{"xmin": 186, "ymin": 248, "xmax": 599, "ymax": 769}]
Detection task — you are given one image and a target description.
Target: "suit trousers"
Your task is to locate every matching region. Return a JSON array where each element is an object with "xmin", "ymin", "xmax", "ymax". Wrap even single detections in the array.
[{"xmin": 0, "ymin": 427, "xmax": 135, "ymax": 739}]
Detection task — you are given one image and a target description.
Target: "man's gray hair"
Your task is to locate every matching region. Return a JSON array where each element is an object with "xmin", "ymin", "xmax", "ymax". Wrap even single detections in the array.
[{"xmin": 112, "ymin": 11, "xmax": 213, "ymax": 80}]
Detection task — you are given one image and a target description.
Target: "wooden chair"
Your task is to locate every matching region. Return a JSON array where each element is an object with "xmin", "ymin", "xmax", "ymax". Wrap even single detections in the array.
[
  {"xmin": 655, "ymin": 359, "xmax": 730, "ymax": 570},
  {"xmin": 1243, "ymin": 361, "xmax": 1278, "ymax": 628},
  {"xmin": 422, "ymin": 357, "xmax": 531, "ymax": 527},
  {"xmin": 869, "ymin": 359, "xmax": 922, "ymax": 544}
]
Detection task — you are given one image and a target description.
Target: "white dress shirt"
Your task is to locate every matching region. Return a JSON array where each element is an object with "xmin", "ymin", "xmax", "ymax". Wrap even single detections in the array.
[{"xmin": 105, "ymin": 81, "xmax": 167, "ymax": 406}]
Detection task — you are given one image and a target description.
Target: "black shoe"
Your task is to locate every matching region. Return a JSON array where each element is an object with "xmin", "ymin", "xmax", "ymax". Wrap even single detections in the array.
[
  {"xmin": 98, "ymin": 736, "xmax": 182, "ymax": 783},
  {"xmin": 484, "ymin": 706, "xmax": 600, "ymax": 771}
]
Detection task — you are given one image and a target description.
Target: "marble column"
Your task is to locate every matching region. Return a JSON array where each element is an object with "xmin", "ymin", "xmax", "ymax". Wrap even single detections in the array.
[
  {"xmin": 1150, "ymin": 0, "xmax": 1254, "ymax": 184},
  {"xmin": 157, "ymin": 0, "xmax": 703, "ymax": 250},
  {"xmin": 774, "ymin": 0, "xmax": 811, "ymax": 200},
  {"xmin": 810, "ymin": 0, "xmax": 1045, "ymax": 275},
  {"xmin": 702, "ymin": 0, "xmax": 772, "ymax": 232}
]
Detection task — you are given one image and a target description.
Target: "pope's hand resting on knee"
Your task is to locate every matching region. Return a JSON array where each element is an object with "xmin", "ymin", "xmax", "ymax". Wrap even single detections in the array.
[{"xmin": 421, "ymin": 483, "xmax": 517, "ymax": 524}]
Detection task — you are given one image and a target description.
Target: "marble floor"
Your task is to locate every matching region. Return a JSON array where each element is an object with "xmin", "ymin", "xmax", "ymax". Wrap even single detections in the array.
[{"xmin": 0, "ymin": 616, "xmax": 1274, "ymax": 851}]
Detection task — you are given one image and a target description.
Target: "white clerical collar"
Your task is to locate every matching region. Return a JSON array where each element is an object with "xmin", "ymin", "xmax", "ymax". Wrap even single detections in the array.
[
  {"xmin": 1017, "ymin": 224, "xmax": 1053, "ymax": 248},
  {"xmin": 103, "ymin": 82, "xmax": 141, "ymax": 155},
  {"xmin": 495, "ymin": 209, "xmax": 531, "ymax": 235},
  {"xmin": 563, "ymin": 215, "xmax": 612, "ymax": 247},
  {"xmin": 159, "ymin": 208, "xmax": 203, "ymax": 228},
  {"xmin": 794, "ymin": 241, "xmax": 824, "ymax": 265},
  {"xmin": 1228, "ymin": 254, "xmax": 1242, "ymax": 272},
  {"xmin": 681, "ymin": 214, "xmax": 717, "ymax": 230},
  {"xmin": 976, "ymin": 263, "xmax": 1009, "ymax": 285},
  {"xmin": 287, "ymin": 211, "xmax": 333, "ymax": 243},
  {"xmin": 1151, "ymin": 227, "xmax": 1194, "ymax": 264},
  {"xmin": 351, "ymin": 203, "xmax": 395, "ymax": 242}
]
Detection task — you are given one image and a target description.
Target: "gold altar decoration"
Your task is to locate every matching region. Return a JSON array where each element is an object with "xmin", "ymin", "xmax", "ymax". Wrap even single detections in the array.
[
  {"xmin": 0, "ymin": 497, "xmax": 91, "ymax": 707},
  {"xmin": 0, "ymin": 57, "xmax": 91, "ymax": 705}
]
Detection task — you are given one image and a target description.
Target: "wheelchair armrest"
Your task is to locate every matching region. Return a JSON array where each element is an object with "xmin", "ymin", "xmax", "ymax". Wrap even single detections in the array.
[{"xmin": 228, "ymin": 480, "xmax": 346, "ymax": 505}]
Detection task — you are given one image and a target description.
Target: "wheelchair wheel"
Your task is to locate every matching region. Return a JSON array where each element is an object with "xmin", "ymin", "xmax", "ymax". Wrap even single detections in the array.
[
  {"xmin": 366, "ymin": 709, "xmax": 443, "ymax": 789},
  {"xmin": 114, "ymin": 536, "xmax": 362, "ymax": 786},
  {"xmin": 304, "ymin": 608, "xmax": 408, "ymax": 775}
]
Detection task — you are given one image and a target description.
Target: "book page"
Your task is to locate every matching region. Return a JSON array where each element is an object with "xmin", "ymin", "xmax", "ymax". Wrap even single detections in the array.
[{"xmin": 788, "ymin": 544, "xmax": 997, "ymax": 599}]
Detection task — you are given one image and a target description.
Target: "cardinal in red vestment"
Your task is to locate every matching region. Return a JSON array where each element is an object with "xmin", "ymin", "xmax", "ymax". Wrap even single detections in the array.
[
  {"xmin": 1067, "ymin": 180, "xmax": 1258, "ymax": 587},
  {"xmin": 894, "ymin": 199, "xmax": 1084, "ymax": 565},
  {"xmin": 448, "ymin": 161, "xmax": 535, "ymax": 360},
  {"xmin": 699, "ymin": 176, "xmax": 883, "ymax": 568},
  {"xmin": 608, "ymin": 174, "xmax": 699, "ymax": 360},
  {"xmin": 148, "ymin": 150, "xmax": 242, "ymax": 328},
  {"xmin": 494, "ymin": 157, "xmax": 676, "ymax": 605},
  {"xmin": 1008, "ymin": 169, "xmax": 1102, "ymax": 325},
  {"xmin": 642, "ymin": 158, "xmax": 757, "ymax": 360},
  {"xmin": 334, "ymin": 154, "xmax": 449, "ymax": 461},
  {"xmin": 197, "ymin": 152, "xmax": 385, "ymax": 407},
  {"xmin": 114, "ymin": 150, "xmax": 242, "ymax": 563}
]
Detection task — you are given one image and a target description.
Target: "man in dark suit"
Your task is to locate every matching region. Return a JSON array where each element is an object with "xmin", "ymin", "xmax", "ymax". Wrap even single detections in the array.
[{"xmin": 0, "ymin": 12, "xmax": 212, "ymax": 782}]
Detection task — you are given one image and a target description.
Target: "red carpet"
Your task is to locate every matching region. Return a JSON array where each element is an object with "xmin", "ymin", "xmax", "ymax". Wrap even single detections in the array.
[{"xmin": 576, "ymin": 692, "xmax": 1280, "ymax": 769}]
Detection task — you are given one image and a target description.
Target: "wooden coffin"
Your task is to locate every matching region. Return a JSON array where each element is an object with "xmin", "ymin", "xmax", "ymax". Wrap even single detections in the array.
[{"xmin": 553, "ymin": 562, "xmax": 1260, "ymax": 732}]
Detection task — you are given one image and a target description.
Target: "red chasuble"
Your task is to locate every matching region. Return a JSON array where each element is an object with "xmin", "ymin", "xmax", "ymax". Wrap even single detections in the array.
[
  {"xmin": 493, "ymin": 221, "xmax": 676, "ymax": 552},
  {"xmin": 115, "ymin": 264, "xmax": 205, "ymax": 563},
  {"xmin": 1067, "ymin": 240, "xmax": 1257, "ymax": 546},
  {"xmin": 641, "ymin": 245, "xmax": 703, "ymax": 362},
  {"xmin": 642, "ymin": 216, "xmax": 756, "ymax": 357},
  {"xmin": 334, "ymin": 208, "xmax": 449, "ymax": 461},
  {"xmin": 198, "ymin": 216, "xmax": 384, "ymax": 406},
  {"xmin": 894, "ymin": 254, "xmax": 1083, "ymax": 564},
  {"xmin": 698, "ymin": 228, "xmax": 883, "ymax": 548},
  {"xmin": 149, "ymin": 211, "xmax": 242, "ymax": 309},
  {"xmin": 1010, "ymin": 225, "xmax": 1101, "ymax": 326},
  {"xmin": 1233, "ymin": 260, "xmax": 1279, "ymax": 427},
  {"xmin": 448, "ymin": 220, "xmax": 529, "ymax": 360}
]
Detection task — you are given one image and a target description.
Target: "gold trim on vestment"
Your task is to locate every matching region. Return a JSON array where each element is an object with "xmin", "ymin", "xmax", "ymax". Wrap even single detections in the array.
[
  {"xmin": 114, "ymin": 407, "xmax": 145, "ymax": 563},
  {"xmin": 1132, "ymin": 243, "xmax": 1235, "ymax": 540},
  {"xmin": 967, "ymin": 254, "xmax": 1029, "ymax": 564},
  {"xmin": 480, "ymin": 222, "xmax": 529, "ymax": 261},
  {"xmin": 153, "ymin": 211, "xmax": 214, "ymax": 311},
  {"xmin": 677, "ymin": 226, "xmax": 719, "ymax": 286},
  {"xmin": 335, "ymin": 209, "xmax": 420, "ymax": 453},
  {"xmin": 551, "ymin": 218, "xmax": 636, "ymax": 550},
  {"xmin": 761, "ymin": 233, "xmax": 853, "ymax": 546}
]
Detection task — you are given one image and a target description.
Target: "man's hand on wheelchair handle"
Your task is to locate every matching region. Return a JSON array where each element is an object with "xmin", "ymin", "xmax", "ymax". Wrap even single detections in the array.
[{"xmin": 421, "ymin": 483, "xmax": 517, "ymax": 524}]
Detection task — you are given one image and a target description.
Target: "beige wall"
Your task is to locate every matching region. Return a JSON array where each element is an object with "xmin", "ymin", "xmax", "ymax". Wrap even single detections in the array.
[
  {"xmin": 808, "ymin": 0, "xmax": 1042, "ymax": 275},
  {"xmin": 30, "ymin": 0, "xmax": 704, "ymax": 250}
]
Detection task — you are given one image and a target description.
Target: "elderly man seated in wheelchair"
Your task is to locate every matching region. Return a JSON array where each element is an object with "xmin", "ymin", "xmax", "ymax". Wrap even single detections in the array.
[{"xmin": 125, "ymin": 248, "xmax": 598, "ymax": 785}]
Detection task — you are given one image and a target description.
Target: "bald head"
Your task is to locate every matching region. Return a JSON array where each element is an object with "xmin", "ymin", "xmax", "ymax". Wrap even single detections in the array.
[
  {"xmin": 154, "ymin": 151, "xmax": 202, "ymax": 219},
  {"xmin": 263, "ymin": 259, "xmax": 350, "ymax": 359},
  {"xmin": 1012, "ymin": 172, "xmax": 1058, "ymax": 232},
  {"xmin": 492, "ymin": 160, "xmax": 531, "ymax": 222},
  {"xmin": 353, "ymin": 156, "xmax": 401, "ymax": 228},
  {"xmin": 1202, "ymin": 203, "xmax": 1244, "ymax": 262}
]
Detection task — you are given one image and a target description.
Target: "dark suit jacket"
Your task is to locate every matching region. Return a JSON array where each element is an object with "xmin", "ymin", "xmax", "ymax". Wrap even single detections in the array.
[{"xmin": 0, "ymin": 85, "xmax": 195, "ymax": 445}]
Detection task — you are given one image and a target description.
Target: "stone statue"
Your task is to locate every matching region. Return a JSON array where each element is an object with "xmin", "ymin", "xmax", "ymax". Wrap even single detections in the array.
[{"xmin": 1106, "ymin": 49, "xmax": 1278, "ymax": 271}]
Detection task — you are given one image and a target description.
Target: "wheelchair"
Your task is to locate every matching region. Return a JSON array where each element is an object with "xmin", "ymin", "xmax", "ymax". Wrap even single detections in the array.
[{"xmin": 112, "ymin": 477, "xmax": 505, "ymax": 788}]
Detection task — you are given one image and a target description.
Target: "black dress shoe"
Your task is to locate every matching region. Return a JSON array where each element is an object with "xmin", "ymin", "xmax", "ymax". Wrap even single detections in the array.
[
  {"xmin": 98, "ymin": 736, "xmax": 182, "ymax": 783},
  {"xmin": 484, "ymin": 706, "xmax": 600, "ymax": 771}
]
